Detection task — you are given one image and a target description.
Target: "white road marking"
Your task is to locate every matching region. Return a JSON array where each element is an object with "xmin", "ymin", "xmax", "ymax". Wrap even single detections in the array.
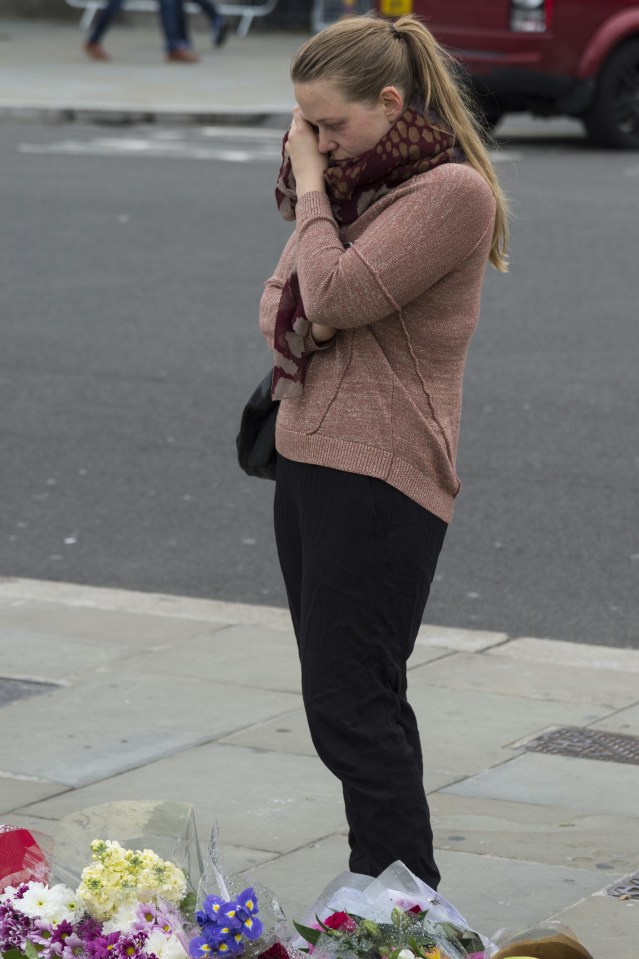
[
  {"xmin": 19, "ymin": 138, "xmax": 280, "ymax": 162},
  {"xmin": 18, "ymin": 127, "xmax": 520, "ymax": 164}
]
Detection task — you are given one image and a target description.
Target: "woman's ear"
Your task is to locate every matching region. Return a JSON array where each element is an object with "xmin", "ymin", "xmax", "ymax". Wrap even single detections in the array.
[{"xmin": 380, "ymin": 86, "xmax": 405, "ymax": 123}]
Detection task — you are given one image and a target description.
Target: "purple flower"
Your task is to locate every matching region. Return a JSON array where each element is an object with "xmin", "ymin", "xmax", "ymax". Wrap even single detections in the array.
[
  {"xmin": 24, "ymin": 918, "xmax": 81, "ymax": 959},
  {"xmin": 0, "ymin": 896, "xmax": 35, "ymax": 950},
  {"xmin": 201, "ymin": 897, "xmax": 226, "ymax": 925},
  {"xmin": 60, "ymin": 932, "xmax": 88, "ymax": 959},
  {"xmin": 133, "ymin": 903, "xmax": 160, "ymax": 931},
  {"xmin": 77, "ymin": 917, "xmax": 102, "ymax": 942},
  {"xmin": 85, "ymin": 931, "xmax": 123, "ymax": 959},
  {"xmin": 215, "ymin": 935, "xmax": 243, "ymax": 958},
  {"xmin": 190, "ymin": 935, "xmax": 214, "ymax": 959},
  {"xmin": 234, "ymin": 891, "xmax": 262, "ymax": 942}
]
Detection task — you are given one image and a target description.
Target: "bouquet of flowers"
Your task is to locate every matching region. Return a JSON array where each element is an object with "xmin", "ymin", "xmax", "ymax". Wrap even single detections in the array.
[
  {"xmin": 291, "ymin": 862, "xmax": 486, "ymax": 959},
  {"xmin": 187, "ymin": 821, "xmax": 287, "ymax": 959},
  {"xmin": 0, "ymin": 802, "xmax": 287, "ymax": 959},
  {"xmin": 1, "ymin": 802, "xmax": 202, "ymax": 959}
]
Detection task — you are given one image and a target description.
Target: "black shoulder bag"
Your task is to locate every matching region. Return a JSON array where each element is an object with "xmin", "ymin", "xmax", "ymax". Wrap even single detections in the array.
[{"xmin": 236, "ymin": 371, "xmax": 278, "ymax": 481}]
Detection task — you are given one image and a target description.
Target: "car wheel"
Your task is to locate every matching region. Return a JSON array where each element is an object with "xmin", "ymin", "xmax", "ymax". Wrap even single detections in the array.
[{"xmin": 584, "ymin": 38, "xmax": 639, "ymax": 148}]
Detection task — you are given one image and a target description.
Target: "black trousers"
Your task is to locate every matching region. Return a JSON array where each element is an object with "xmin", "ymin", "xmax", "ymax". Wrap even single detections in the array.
[{"xmin": 274, "ymin": 456, "xmax": 447, "ymax": 888}]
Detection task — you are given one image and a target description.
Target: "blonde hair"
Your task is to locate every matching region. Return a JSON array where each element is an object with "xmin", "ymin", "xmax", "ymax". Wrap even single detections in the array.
[{"xmin": 291, "ymin": 14, "xmax": 509, "ymax": 272}]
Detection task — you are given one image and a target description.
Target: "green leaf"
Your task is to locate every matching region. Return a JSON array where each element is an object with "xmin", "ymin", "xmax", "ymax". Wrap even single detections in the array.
[
  {"xmin": 2, "ymin": 950, "xmax": 29, "ymax": 959},
  {"xmin": 180, "ymin": 890, "xmax": 198, "ymax": 924},
  {"xmin": 24, "ymin": 944, "xmax": 40, "ymax": 959},
  {"xmin": 293, "ymin": 922, "xmax": 322, "ymax": 947}
]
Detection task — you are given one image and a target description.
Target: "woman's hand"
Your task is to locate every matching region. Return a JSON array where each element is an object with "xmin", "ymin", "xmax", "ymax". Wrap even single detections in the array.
[
  {"xmin": 311, "ymin": 322, "xmax": 336, "ymax": 344},
  {"xmin": 286, "ymin": 107, "xmax": 328, "ymax": 196}
]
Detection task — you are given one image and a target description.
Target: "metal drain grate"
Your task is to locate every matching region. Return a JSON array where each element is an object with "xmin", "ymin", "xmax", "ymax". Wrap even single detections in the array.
[
  {"xmin": 524, "ymin": 726, "xmax": 639, "ymax": 765},
  {"xmin": 0, "ymin": 677, "xmax": 58, "ymax": 708},
  {"xmin": 607, "ymin": 872, "xmax": 639, "ymax": 900}
]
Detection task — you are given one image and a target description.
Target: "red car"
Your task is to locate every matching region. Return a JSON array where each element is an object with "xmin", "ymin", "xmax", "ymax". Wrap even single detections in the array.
[{"xmin": 377, "ymin": 0, "xmax": 639, "ymax": 148}]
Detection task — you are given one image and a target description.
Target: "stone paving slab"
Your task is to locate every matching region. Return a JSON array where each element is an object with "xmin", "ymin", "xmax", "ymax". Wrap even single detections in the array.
[
  {"xmin": 408, "ymin": 675, "xmax": 613, "ymax": 775},
  {"xmin": 592, "ymin": 702, "xmax": 639, "ymax": 736},
  {"xmin": 418, "ymin": 650, "xmax": 639, "ymax": 709},
  {"xmin": 0, "ymin": 811, "xmax": 60, "ymax": 832},
  {"xmin": 0, "ymin": 776, "xmax": 69, "ymax": 814},
  {"xmin": 0, "ymin": 600, "xmax": 227, "ymax": 648},
  {"xmin": 549, "ymin": 892, "xmax": 639, "ymax": 959},
  {"xmin": 123, "ymin": 624, "xmax": 303, "ymax": 693},
  {"xmin": 416, "ymin": 625, "xmax": 509, "ymax": 653},
  {"xmin": 0, "ymin": 579, "xmax": 293, "ymax": 629},
  {"xmin": 489, "ymin": 636, "xmax": 639, "ymax": 673},
  {"xmin": 0, "ymin": 671, "xmax": 300, "ymax": 785},
  {"xmin": 220, "ymin": 682, "xmax": 612, "ymax": 786},
  {"xmin": 443, "ymin": 751, "xmax": 639, "ymax": 820},
  {"xmin": 435, "ymin": 850, "xmax": 616, "ymax": 942},
  {"xmin": 219, "ymin": 710, "xmax": 464, "ymax": 793},
  {"xmin": 120, "ymin": 624, "xmax": 451, "ymax": 694},
  {"xmin": 0, "ymin": 630, "xmax": 132, "ymax": 683},
  {"xmin": 250, "ymin": 832, "xmax": 350, "ymax": 925},
  {"xmin": 428, "ymin": 792, "xmax": 639, "ymax": 873},
  {"xmin": 17, "ymin": 741, "xmax": 347, "ymax": 854}
]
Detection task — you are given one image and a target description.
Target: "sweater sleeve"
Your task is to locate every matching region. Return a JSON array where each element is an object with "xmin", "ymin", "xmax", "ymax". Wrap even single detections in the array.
[
  {"xmin": 258, "ymin": 229, "xmax": 335, "ymax": 355},
  {"xmin": 258, "ymin": 233, "xmax": 295, "ymax": 352},
  {"xmin": 294, "ymin": 164, "xmax": 497, "ymax": 329}
]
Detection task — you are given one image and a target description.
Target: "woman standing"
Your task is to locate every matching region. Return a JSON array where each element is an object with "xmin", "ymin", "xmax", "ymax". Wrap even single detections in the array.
[{"xmin": 259, "ymin": 14, "xmax": 508, "ymax": 889}]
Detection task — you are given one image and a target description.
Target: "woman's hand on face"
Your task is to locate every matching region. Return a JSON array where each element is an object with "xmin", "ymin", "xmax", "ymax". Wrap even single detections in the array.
[{"xmin": 286, "ymin": 107, "xmax": 328, "ymax": 195}]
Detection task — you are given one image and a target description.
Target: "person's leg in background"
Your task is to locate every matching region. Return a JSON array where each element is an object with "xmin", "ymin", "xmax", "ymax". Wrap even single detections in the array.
[
  {"xmin": 191, "ymin": 0, "xmax": 228, "ymax": 46},
  {"xmin": 84, "ymin": 0, "xmax": 126, "ymax": 59},
  {"xmin": 274, "ymin": 457, "xmax": 446, "ymax": 888},
  {"xmin": 159, "ymin": 0, "xmax": 199, "ymax": 61}
]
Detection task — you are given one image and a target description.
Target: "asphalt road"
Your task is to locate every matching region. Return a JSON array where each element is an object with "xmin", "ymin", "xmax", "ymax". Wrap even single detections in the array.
[{"xmin": 1, "ymin": 120, "xmax": 638, "ymax": 647}]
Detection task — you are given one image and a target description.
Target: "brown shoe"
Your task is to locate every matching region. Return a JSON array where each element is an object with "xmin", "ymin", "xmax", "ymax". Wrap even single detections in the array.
[
  {"xmin": 166, "ymin": 47, "xmax": 199, "ymax": 63},
  {"xmin": 84, "ymin": 41, "xmax": 110, "ymax": 61}
]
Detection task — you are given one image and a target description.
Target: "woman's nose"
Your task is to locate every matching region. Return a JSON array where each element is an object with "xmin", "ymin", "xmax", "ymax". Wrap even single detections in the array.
[{"xmin": 318, "ymin": 131, "xmax": 336, "ymax": 154}]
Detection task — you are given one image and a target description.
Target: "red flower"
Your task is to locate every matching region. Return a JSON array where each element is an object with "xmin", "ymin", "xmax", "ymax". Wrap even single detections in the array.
[
  {"xmin": 407, "ymin": 906, "xmax": 422, "ymax": 915},
  {"xmin": 324, "ymin": 912, "xmax": 357, "ymax": 933},
  {"xmin": 258, "ymin": 943, "xmax": 289, "ymax": 959}
]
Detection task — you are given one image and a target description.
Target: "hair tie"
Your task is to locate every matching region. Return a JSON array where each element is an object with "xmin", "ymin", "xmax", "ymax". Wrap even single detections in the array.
[{"xmin": 390, "ymin": 24, "xmax": 402, "ymax": 39}]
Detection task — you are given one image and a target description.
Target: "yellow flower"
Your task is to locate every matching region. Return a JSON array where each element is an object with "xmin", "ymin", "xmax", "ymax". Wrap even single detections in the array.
[{"xmin": 76, "ymin": 839, "xmax": 187, "ymax": 920}]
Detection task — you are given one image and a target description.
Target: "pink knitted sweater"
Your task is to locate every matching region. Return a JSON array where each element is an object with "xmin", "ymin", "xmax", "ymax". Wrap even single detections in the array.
[{"xmin": 259, "ymin": 162, "xmax": 496, "ymax": 523}]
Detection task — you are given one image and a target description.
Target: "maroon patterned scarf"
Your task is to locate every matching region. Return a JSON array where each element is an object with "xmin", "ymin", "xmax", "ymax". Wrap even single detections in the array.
[{"xmin": 271, "ymin": 109, "xmax": 465, "ymax": 399}]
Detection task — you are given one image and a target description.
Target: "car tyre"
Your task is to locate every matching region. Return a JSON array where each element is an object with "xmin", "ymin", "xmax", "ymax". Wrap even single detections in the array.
[
  {"xmin": 471, "ymin": 91, "xmax": 503, "ymax": 135},
  {"xmin": 584, "ymin": 38, "xmax": 639, "ymax": 149}
]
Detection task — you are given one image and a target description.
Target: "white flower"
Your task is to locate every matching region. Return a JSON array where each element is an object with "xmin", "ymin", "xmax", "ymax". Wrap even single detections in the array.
[
  {"xmin": 102, "ymin": 902, "xmax": 140, "ymax": 934},
  {"xmin": 16, "ymin": 883, "xmax": 82, "ymax": 925},
  {"xmin": 45, "ymin": 884, "xmax": 83, "ymax": 925},
  {"xmin": 396, "ymin": 950, "xmax": 416, "ymax": 959},
  {"xmin": 146, "ymin": 930, "xmax": 188, "ymax": 959},
  {"xmin": 11, "ymin": 882, "xmax": 49, "ymax": 918},
  {"xmin": 0, "ymin": 885, "xmax": 20, "ymax": 904}
]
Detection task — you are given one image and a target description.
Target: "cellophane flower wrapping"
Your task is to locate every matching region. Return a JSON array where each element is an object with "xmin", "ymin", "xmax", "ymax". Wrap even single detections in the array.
[
  {"xmin": 484, "ymin": 921, "xmax": 595, "ymax": 959},
  {"xmin": 189, "ymin": 825, "xmax": 288, "ymax": 959},
  {"xmin": 0, "ymin": 826, "xmax": 53, "ymax": 893},
  {"xmin": 1, "ymin": 800, "xmax": 203, "ymax": 959},
  {"xmin": 292, "ymin": 861, "xmax": 488, "ymax": 959}
]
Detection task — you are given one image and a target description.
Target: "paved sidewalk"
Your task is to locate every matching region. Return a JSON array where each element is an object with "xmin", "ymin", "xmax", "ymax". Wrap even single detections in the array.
[
  {"xmin": 1, "ymin": 576, "xmax": 639, "ymax": 956},
  {"xmin": 0, "ymin": 18, "xmax": 302, "ymax": 122}
]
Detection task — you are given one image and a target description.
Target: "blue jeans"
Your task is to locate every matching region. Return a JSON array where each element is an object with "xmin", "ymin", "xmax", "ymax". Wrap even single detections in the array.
[
  {"xmin": 88, "ymin": 0, "xmax": 190, "ymax": 52},
  {"xmin": 157, "ymin": 0, "xmax": 191, "ymax": 51},
  {"xmin": 192, "ymin": 0, "xmax": 223, "ymax": 31}
]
